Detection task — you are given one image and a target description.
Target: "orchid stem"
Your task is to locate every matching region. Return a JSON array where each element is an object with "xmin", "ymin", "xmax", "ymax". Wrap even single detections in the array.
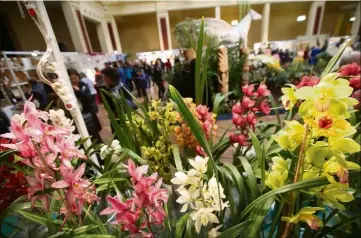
[
  {"xmin": 145, "ymin": 211, "xmax": 154, "ymax": 236},
  {"xmin": 281, "ymin": 124, "xmax": 309, "ymax": 238}
]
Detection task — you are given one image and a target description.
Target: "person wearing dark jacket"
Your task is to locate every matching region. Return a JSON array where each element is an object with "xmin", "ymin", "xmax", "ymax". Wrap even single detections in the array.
[
  {"xmin": 68, "ymin": 68, "xmax": 102, "ymax": 143},
  {"xmin": 101, "ymin": 67, "xmax": 136, "ymax": 111}
]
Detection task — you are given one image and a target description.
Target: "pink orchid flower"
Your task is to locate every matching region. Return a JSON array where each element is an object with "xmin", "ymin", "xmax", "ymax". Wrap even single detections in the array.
[
  {"xmin": 232, "ymin": 102, "xmax": 243, "ymax": 114},
  {"xmin": 51, "ymin": 163, "xmax": 90, "ymax": 192},
  {"xmin": 232, "ymin": 113, "xmax": 247, "ymax": 128},
  {"xmin": 242, "ymin": 84, "xmax": 258, "ymax": 97},
  {"xmin": 257, "ymin": 84, "xmax": 271, "ymax": 97},
  {"xmin": 241, "ymin": 96, "xmax": 256, "ymax": 110},
  {"xmin": 260, "ymin": 99, "xmax": 271, "ymax": 115}
]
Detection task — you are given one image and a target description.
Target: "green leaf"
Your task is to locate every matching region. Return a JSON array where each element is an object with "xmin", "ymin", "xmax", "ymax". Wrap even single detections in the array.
[
  {"xmin": 175, "ymin": 214, "xmax": 189, "ymax": 238},
  {"xmin": 75, "ymin": 235, "xmax": 115, "ymax": 238},
  {"xmin": 93, "ymin": 177, "xmax": 126, "ymax": 184},
  {"xmin": 195, "ymin": 17, "xmax": 205, "ymax": 105},
  {"xmin": 172, "ymin": 144, "xmax": 183, "ymax": 171},
  {"xmin": 16, "ymin": 210, "xmax": 47, "ymax": 225},
  {"xmin": 322, "ymin": 40, "xmax": 350, "ymax": 76},
  {"xmin": 86, "ymin": 208, "xmax": 109, "ymax": 235},
  {"xmin": 239, "ymin": 157, "xmax": 259, "ymax": 201},
  {"xmin": 247, "ymin": 195, "xmax": 275, "ymax": 238},
  {"xmin": 213, "ymin": 91, "xmax": 234, "ymax": 115},
  {"xmin": 72, "ymin": 224, "xmax": 99, "ymax": 235},
  {"xmin": 121, "ymin": 147, "xmax": 147, "ymax": 165},
  {"xmin": 236, "ymin": 169, "xmax": 360, "ymax": 223},
  {"xmin": 218, "ymin": 220, "xmax": 253, "ymax": 238},
  {"xmin": 200, "ymin": 40, "xmax": 211, "ymax": 104},
  {"xmin": 169, "ymin": 85, "xmax": 211, "ymax": 158},
  {"xmin": 249, "ymin": 131, "xmax": 265, "ymax": 191},
  {"xmin": 223, "ymin": 163, "xmax": 246, "ymax": 209}
]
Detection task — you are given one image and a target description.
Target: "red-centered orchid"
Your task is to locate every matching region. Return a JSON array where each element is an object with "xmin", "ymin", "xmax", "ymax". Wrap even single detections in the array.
[
  {"xmin": 257, "ymin": 84, "xmax": 271, "ymax": 97},
  {"xmin": 350, "ymin": 77, "xmax": 361, "ymax": 90},
  {"xmin": 101, "ymin": 159, "xmax": 168, "ymax": 238},
  {"xmin": 242, "ymin": 84, "xmax": 258, "ymax": 97}
]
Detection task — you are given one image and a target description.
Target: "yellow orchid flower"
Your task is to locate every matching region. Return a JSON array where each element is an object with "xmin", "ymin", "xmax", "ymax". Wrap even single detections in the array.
[
  {"xmin": 295, "ymin": 73, "xmax": 354, "ymax": 118},
  {"xmin": 305, "ymin": 116, "xmax": 357, "ymax": 139},
  {"xmin": 315, "ymin": 183, "xmax": 354, "ymax": 210},
  {"xmin": 281, "ymin": 207, "xmax": 324, "ymax": 231},
  {"xmin": 329, "ymin": 137, "xmax": 361, "ymax": 154},
  {"xmin": 281, "ymin": 86, "xmax": 298, "ymax": 110},
  {"xmin": 323, "ymin": 156, "xmax": 360, "ymax": 184},
  {"xmin": 265, "ymin": 157, "xmax": 289, "ymax": 189},
  {"xmin": 272, "ymin": 120, "xmax": 305, "ymax": 151}
]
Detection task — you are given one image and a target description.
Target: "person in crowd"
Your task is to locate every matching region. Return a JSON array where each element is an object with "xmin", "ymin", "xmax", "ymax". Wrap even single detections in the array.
[
  {"xmin": 152, "ymin": 60, "xmax": 165, "ymax": 99},
  {"xmin": 101, "ymin": 67, "xmax": 136, "ymax": 111},
  {"xmin": 134, "ymin": 64, "xmax": 148, "ymax": 99},
  {"xmin": 165, "ymin": 58, "xmax": 172, "ymax": 72},
  {"xmin": 124, "ymin": 62, "xmax": 134, "ymax": 91},
  {"xmin": 79, "ymin": 72, "xmax": 98, "ymax": 113},
  {"xmin": 25, "ymin": 78, "xmax": 48, "ymax": 110},
  {"xmin": 67, "ymin": 68, "xmax": 102, "ymax": 143},
  {"xmin": 303, "ymin": 46, "xmax": 310, "ymax": 62},
  {"xmin": 95, "ymin": 67, "xmax": 105, "ymax": 103},
  {"xmin": 279, "ymin": 49, "xmax": 285, "ymax": 64},
  {"xmin": 117, "ymin": 61, "xmax": 126, "ymax": 87},
  {"xmin": 104, "ymin": 62, "xmax": 111, "ymax": 68},
  {"xmin": 284, "ymin": 49, "xmax": 291, "ymax": 64},
  {"xmin": 112, "ymin": 61, "xmax": 119, "ymax": 69}
]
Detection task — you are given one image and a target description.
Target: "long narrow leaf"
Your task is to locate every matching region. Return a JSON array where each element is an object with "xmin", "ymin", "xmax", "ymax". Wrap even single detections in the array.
[
  {"xmin": 239, "ymin": 157, "xmax": 259, "ymax": 201},
  {"xmin": 172, "ymin": 144, "xmax": 183, "ymax": 171},
  {"xmin": 322, "ymin": 40, "xmax": 350, "ymax": 76},
  {"xmin": 249, "ymin": 131, "xmax": 265, "ymax": 191},
  {"xmin": 223, "ymin": 163, "xmax": 246, "ymax": 209},
  {"xmin": 175, "ymin": 214, "xmax": 189, "ymax": 238},
  {"xmin": 213, "ymin": 92, "xmax": 234, "ymax": 115},
  {"xmin": 195, "ymin": 17, "xmax": 205, "ymax": 104},
  {"xmin": 247, "ymin": 195, "xmax": 275, "ymax": 238},
  {"xmin": 236, "ymin": 169, "xmax": 360, "ymax": 223},
  {"xmin": 218, "ymin": 220, "xmax": 253, "ymax": 238}
]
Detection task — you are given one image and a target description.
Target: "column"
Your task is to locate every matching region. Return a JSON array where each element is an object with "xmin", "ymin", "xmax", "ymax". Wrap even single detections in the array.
[
  {"xmin": 215, "ymin": 6, "xmax": 221, "ymax": 19},
  {"xmin": 351, "ymin": 3, "xmax": 360, "ymax": 37},
  {"xmin": 107, "ymin": 16, "xmax": 122, "ymax": 53},
  {"xmin": 261, "ymin": 3, "xmax": 270, "ymax": 42},
  {"xmin": 61, "ymin": 1, "xmax": 89, "ymax": 52},
  {"xmin": 97, "ymin": 20, "xmax": 113, "ymax": 53},
  {"xmin": 306, "ymin": 1, "xmax": 325, "ymax": 36},
  {"xmin": 156, "ymin": 11, "xmax": 172, "ymax": 51}
]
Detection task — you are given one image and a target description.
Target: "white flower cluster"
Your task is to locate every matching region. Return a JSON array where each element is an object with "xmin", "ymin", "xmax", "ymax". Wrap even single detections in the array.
[
  {"xmin": 49, "ymin": 109, "xmax": 75, "ymax": 132},
  {"xmin": 171, "ymin": 156, "xmax": 229, "ymax": 235},
  {"xmin": 100, "ymin": 140, "xmax": 122, "ymax": 163}
]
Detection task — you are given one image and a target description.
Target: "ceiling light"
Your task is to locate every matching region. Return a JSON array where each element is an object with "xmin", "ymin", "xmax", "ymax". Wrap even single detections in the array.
[
  {"xmin": 113, "ymin": 50, "xmax": 118, "ymax": 54},
  {"xmin": 297, "ymin": 15, "xmax": 306, "ymax": 22},
  {"xmin": 231, "ymin": 20, "xmax": 238, "ymax": 26},
  {"xmin": 31, "ymin": 51, "xmax": 38, "ymax": 57},
  {"xmin": 350, "ymin": 16, "xmax": 355, "ymax": 22}
]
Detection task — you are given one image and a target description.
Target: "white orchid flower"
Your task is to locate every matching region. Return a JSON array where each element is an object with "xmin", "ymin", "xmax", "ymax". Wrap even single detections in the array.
[
  {"xmin": 188, "ymin": 156, "xmax": 209, "ymax": 175},
  {"xmin": 191, "ymin": 207, "xmax": 219, "ymax": 234},
  {"xmin": 208, "ymin": 225, "xmax": 222, "ymax": 238},
  {"xmin": 176, "ymin": 186, "xmax": 200, "ymax": 212}
]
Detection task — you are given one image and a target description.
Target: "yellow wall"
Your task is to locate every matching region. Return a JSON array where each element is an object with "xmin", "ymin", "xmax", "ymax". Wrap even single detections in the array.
[
  {"xmin": 269, "ymin": 2, "xmax": 311, "ymax": 41},
  {"xmin": 321, "ymin": 1, "xmax": 357, "ymax": 36},
  {"xmin": 221, "ymin": 4, "xmax": 263, "ymax": 46},
  {"xmin": 116, "ymin": 13, "xmax": 160, "ymax": 57},
  {"xmin": 169, "ymin": 7, "xmax": 214, "ymax": 48},
  {"xmin": 0, "ymin": 1, "xmax": 75, "ymax": 52}
]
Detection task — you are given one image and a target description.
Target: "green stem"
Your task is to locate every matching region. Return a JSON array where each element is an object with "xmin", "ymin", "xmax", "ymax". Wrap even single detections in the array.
[{"xmin": 281, "ymin": 124, "xmax": 309, "ymax": 238}]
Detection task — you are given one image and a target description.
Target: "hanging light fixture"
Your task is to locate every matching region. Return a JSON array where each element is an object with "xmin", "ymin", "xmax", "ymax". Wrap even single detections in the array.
[{"xmin": 349, "ymin": 16, "xmax": 355, "ymax": 22}]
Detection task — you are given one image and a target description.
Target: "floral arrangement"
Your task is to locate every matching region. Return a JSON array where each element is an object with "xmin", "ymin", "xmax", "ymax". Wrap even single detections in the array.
[
  {"xmin": 0, "ymin": 24, "xmax": 360, "ymax": 238},
  {"xmin": 230, "ymin": 83, "xmax": 271, "ymax": 146}
]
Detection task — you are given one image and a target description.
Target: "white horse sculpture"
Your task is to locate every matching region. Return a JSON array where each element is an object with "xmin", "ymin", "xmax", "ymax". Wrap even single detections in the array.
[{"xmin": 195, "ymin": 9, "xmax": 262, "ymax": 47}]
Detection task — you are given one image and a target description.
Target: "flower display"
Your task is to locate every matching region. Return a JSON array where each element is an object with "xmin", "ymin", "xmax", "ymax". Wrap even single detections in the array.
[
  {"xmin": 101, "ymin": 159, "xmax": 168, "ymax": 237},
  {"xmin": 338, "ymin": 63, "xmax": 360, "ymax": 77},
  {"xmin": 100, "ymin": 139, "xmax": 122, "ymax": 163},
  {"xmin": 230, "ymin": 83, "xmax": 271, "ymax": 145},
  {"xmin": 273, "ymin": 71, "xmax": 360, "ymax": 232},
  {"xmin": 171, "ymin": 156, "xmax": 228, "ymax": 234},
  {"xmin": 0, "ymin": 101, "xmax": 98, "ymax": 228},
  {"xmin": 173, "ymin": 98, "xmax": 217, "ymax": 150}
]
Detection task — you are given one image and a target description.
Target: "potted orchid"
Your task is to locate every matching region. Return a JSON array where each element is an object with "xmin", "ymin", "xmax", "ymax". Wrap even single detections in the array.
[{"xmin": 1, "ymin": 20, "xmax": 360, "ymax": 238}]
